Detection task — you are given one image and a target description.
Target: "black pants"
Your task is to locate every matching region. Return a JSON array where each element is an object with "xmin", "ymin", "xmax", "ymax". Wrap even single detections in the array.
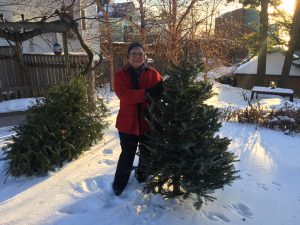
[{"xmin": 113, "ymin": 132, "xmax": 149, "ymax": 191}]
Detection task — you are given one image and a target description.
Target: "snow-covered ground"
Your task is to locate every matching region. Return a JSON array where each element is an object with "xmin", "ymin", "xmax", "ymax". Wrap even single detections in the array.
[{"xmin": 0, "ymin": 81, "xmax": 300, "ymax": 225}]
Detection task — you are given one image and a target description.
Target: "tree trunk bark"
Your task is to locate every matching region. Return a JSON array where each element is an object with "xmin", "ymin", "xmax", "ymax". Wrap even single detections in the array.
[
  {"xmin": 256, "ymin": 0, "xmax": 268, "ymax": 86},
  {"xmin": 109, "ymin": 60, "xmax": 114, "ymax": 91},
  {"xmin": 280, "ymin": 0, "xmax": 300, "ymax": 87},
  {"xmin": 15, "ymin": 40, "xmax": 30, "ymax": 97},
  {"xmin": 87, "ymin": 62, "xmax": 96, "ymax": 111},
  {"xmin": 62, "ymin": 32, "xmax": 70, "ymax": 77}
]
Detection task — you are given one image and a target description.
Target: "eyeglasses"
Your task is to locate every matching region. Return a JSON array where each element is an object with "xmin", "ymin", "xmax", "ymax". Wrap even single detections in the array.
[{"xmin": 129, "ymin": 52, "xmax": 145, "ymax": 57}]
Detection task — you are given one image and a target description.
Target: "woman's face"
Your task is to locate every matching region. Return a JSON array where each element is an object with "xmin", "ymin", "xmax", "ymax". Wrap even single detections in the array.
[{"xmin": 128, "ymin": 46, "xmax": 145, "ymax": 69}]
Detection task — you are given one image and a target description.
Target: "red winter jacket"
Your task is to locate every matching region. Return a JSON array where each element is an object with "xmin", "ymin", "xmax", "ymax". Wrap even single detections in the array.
[{"xmin": 114, "ymin": 65, "xmax": 163, "ymax": 135}]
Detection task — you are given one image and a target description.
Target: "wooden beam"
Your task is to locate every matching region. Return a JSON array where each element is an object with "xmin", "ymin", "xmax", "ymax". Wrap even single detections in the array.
[{"xmin": 0, "ymin": 20, "xmax": 69, "ymax": 32}]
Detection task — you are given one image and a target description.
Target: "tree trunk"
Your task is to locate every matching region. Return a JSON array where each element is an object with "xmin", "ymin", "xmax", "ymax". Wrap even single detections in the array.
[
  {"xmin": 15, "ymin": 40, "xmax": 30, "ymax": 97},
  {"xmin": 62, "ymin": 32, "xmax": 70, "ymax": 77},
  {"xmin": 256, "ymin": 0, "xmax": 268, "ymax": 86},
  {"xmin": 138, "ymin": 0, "xmax": 146, "ymax": 45},
  {"xmin": 173, "ymin": 176, "xmax": 181, "ymax": 195},
  {"xmin": 109, "ymin": 60, "xmax": 114, "ymax": 91},
  {"xmin": 15, "ymin": 41, "xmax": 28, "ymax": 86},
  {"xmin": 280, "ymin": 0, "xmax": 300, "ymax": 87},
  {"xmin": 87, "ymin": 63, "xmax": 96, "ymax": 111}
]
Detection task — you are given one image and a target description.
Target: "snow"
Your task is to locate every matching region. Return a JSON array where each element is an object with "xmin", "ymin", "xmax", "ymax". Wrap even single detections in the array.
[
  {"xmin": 197, "ymin": 66, "xmax": 236, "ymax": 80},
  {"xmin": 252, "ymin": 86, "xmax": 294, "ymax": 94},
  {"xmin": 234, "ymin": 52, "xmax": 300, "ymax": 76},
  {"xmin": 0, "ymin": 38, "xmax": 12, "ymax": 47},
  {"xmin": 0, "ymin": 98, "xmax": 39, "ymax": 113},
  {"xmin": 0, "ymin": 81, "xmax": 300, "ymax": 225}
]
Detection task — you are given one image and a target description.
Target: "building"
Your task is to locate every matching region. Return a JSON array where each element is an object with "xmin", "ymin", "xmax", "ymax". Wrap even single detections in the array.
[
  {"xmin": 215, "ymin": 8, "xmax": 259, "ymax": 62},
  {"xmin": 234, "ymin": 52, "xmax": 300, "ymax": 96},
  {"xmin": 98, "ymin": 1, "xmax": 140, "ymax": 42},
  {"xmin": 0, "ymin": 0, "xmax": 100, "ymax": 54}
]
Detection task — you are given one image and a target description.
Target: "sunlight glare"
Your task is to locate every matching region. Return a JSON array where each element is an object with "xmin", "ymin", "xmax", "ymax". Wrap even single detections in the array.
[{"xmin": 279, "ymin": 0, "xmax": 295, "ymax": 15}]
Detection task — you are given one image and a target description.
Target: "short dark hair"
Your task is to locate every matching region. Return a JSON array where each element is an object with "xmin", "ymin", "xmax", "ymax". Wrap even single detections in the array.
[{"xmin": 128, "ymin": 42, "xmax": 144, "ymax": 54}]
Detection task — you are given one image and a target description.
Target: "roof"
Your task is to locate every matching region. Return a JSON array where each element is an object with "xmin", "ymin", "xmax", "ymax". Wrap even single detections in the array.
[
  {"xmin": 216, "ymin": 8, "xmax": 259, "ymax": 26},
  {"xmin": 234, "ymin": 52, "xmax": 300, "ymax": 76},
  {"xmin": 0, "ymin": 38, "xmax": 11, "ymax": 47}
]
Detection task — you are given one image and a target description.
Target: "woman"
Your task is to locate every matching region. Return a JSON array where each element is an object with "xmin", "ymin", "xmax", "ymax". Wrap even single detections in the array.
[{"xmin": 112, "ymin": 42, "xmax": 163, "ymax": 195}]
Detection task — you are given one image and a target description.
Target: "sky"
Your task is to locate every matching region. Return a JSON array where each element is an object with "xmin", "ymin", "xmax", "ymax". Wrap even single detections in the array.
[
  {"xmin": 278, "ymin": 0, "xmax": 296, "ymax": 14},
  {"xmin": 0, "ymin": 67, "xmax": 300, "ymax": 225}
]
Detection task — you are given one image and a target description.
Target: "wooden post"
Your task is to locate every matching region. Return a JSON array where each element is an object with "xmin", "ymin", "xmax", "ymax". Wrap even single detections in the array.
[
  {"xmin": 16, "ymin": 14, "xmax": 30, "ymax": 97},
  {"xmin": 15, "ymin": 41, "xmax": 29, "ymax": 84},
  {"xmin": 62, "ymin": 32, "xmax": 70, "ymax": 77},
  {"xmin": 87, "ymin": 61, "xmax": 96, "ymax": 111}
]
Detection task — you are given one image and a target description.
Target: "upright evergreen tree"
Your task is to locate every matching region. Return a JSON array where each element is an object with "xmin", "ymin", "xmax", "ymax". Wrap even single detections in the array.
[{"xmin": 144, "ymin": 62, "xmax": 239, "ymax": 209}]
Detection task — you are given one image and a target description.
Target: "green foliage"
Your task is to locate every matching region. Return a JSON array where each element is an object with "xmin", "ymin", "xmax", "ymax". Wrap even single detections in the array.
[
  {"xmin": 144, "ymin": 62, "xmax": 239, "ymax": 210},
  {"xmin": 244, "ymin": 22, "xmax": 284, "ymax": 56},
  {"xmin": 3, "ymin": 76, "xmax": 110, "ymax": 177}
]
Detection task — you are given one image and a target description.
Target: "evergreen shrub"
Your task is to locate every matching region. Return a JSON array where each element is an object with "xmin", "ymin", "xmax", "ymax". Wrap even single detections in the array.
[{"xmin": 3, "ymin": 75, "xmax": 109, "ymax": 177}]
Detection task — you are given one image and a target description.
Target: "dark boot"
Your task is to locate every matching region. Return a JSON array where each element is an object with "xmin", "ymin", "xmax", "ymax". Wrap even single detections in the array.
[
  {"xmin": 112, "ymin": 182, "xmax": 123, "ymax": 196},
  {"xmin": 135, "ymin": 168, "xmax": 147, "ymax": 183}
]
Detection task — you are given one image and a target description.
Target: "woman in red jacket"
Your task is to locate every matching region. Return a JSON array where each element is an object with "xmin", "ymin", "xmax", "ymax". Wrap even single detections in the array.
[{"xmin": 112, "ymin": 42, "xmax": 163, "ymax": 195}]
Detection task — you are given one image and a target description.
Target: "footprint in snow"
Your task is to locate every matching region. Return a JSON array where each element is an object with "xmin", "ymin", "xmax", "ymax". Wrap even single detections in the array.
[
  {"xmin": 75, "ymin": 175, "xmax": 114, "ymax": 194},
  {"xmin": 66, "ymin": 174, "xmax": 126, "ymax": 213},
  {"xmin": 98, "ymin": 159, "xmax": 116, "ymax": 165},
  {"xmin": 256, "ymin": 182, "xmax": 269, "ymax": 191},
  {"xmin": 76, "ymin": 179, "xmax": 100, "ymax": 193},
  {"xmin": 204, "ymin": 211, "xmax": 231, "ymax": 222},
  {"xmin": 103, "ymin": 149, "xmax": 113, "ymax": 154},
  {"xmin": 272, "ymin": 181, "xmax": 282, "ymax": 187},
  {"xmin": 231, "ymin": 203, "xmax": 253, "ymax": 218},
  {"xmin": 59, "ymin": 195, "xmax": 103, "ymax": 214}
]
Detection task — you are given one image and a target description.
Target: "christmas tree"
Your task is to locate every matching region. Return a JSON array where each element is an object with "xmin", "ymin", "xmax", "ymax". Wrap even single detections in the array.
[
  {"xmin": 144, "ymin": 62, "xmax": 239, "ymax": 209},
  {"xmin": 4, "ymin": 75, "xmax": 109, "ymax": 177}
]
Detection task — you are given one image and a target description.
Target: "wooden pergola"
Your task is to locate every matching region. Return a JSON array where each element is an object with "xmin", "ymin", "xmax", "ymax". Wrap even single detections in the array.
[{"xmin": 0, "ymin": 11, "xmax": 98, "ymax": 109}]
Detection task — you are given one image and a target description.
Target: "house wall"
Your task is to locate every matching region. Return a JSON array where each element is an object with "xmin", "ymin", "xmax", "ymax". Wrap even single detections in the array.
[
  {"xmin": 0, "ymin": 0, "xmax": 61, "ymax": 53},
  {"xmin": 215, "ymin": 8, "xmax": 259, "ymax": 62},
  {"xmin": 97, "ymin": 1, "xmax": 140, "ymax": 42},
  {"xmin": 0, "ymin": 0, "xmax": 100, "ymax": 54},
  {"xmin": 235, "ymin": 74, "xmax": 300, "ymax": 97},
  {"xmin": 80, "ymin": 0, "xmax": 100, "ymax": 53}
]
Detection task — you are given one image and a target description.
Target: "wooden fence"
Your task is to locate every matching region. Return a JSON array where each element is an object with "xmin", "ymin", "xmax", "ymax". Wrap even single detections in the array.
[
  {"xmin": 0, "ymin": 46, "xmax": 102, "ymax": 101},
  {"xmin": 0, "ymin": 44, "xmax": 164, "ymax": 101}
]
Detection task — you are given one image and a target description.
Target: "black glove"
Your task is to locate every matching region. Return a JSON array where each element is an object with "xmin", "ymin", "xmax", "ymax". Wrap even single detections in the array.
[{"xmin": 146, "ymin": 81, "xmax": 163, "ymax": 98}]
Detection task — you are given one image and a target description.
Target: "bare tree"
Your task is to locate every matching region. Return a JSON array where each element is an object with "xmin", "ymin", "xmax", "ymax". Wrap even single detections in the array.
[
  {"xmin": 97, "ymin": 0, "xmax": 115, "ymax": 90},
  {"xmin": 136, "ymin": 0, "xmax": 225, "ymax": 66}
]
